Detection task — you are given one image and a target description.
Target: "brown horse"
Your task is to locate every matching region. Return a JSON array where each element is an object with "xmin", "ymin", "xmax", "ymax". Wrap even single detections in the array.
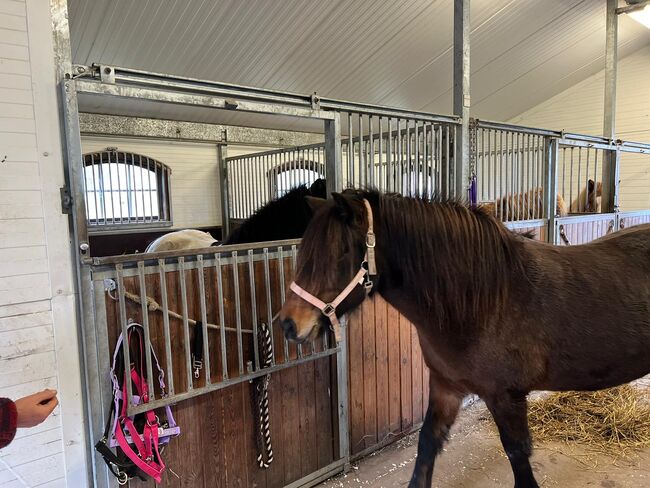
[{"xmin": 279, "ymin": 190, "xmax": 650, "ymax": 488}]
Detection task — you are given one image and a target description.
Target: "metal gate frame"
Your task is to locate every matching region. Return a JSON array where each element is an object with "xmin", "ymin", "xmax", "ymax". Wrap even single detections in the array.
[{"xmin": 59, "ymin": 67, "xmax": 355, "ymax": 488}]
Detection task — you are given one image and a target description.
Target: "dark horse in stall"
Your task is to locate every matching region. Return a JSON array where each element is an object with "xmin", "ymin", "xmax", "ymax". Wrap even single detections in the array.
[
  {"xmin": 223, "ymin": 178, "xmax": 327, "ymax": 244},
  {"xmin": 278, "ymin": 189, "xmax": 650, "ymax": 488}
]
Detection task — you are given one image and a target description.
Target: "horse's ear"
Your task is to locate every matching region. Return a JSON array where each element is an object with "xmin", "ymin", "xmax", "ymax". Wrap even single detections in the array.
[
  {"xmin": 305, "ymin": 196, "xmax": 327, "ymax": 212},
  {"xmin": 332, "ymin": 192, "xmax": 355, "ymax": 221}
]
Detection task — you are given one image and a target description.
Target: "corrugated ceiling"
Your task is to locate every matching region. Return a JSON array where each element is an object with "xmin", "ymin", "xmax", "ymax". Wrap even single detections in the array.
[{"xmin": 68, "ymin": 0, "xmax": 650, "ymax": 123}]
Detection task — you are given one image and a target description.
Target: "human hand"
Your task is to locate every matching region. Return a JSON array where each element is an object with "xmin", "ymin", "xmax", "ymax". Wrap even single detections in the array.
[{"xmin": 14, "ymin": 389, "xmax": 59, "ymax": 428}]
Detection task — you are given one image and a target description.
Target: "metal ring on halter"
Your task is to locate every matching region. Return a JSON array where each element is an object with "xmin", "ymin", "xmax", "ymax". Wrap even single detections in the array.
[
  {"xmin": 117, "ymin": 470, "xmax": 128, "ymax": 485},
  {"xmin": 322, "ymin": 303, "xmax": 335, "ymax": 317}
]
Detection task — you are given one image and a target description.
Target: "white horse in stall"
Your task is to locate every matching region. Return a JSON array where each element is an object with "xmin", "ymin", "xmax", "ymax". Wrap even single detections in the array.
[{"xmin": 145, "ymin": 229, "xmax": 219, "ymax": 252}]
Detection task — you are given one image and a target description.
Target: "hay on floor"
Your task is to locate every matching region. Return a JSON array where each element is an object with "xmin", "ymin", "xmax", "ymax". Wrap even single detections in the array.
[{"xmin": 527, "ymin": 385, "xmax": 650, "ymax": 460}]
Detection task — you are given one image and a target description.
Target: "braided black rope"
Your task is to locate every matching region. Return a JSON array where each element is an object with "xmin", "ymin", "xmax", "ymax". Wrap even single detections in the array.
[{"xmin": 252, "ymin": 321, "xmax": 274, "ymax": 468}]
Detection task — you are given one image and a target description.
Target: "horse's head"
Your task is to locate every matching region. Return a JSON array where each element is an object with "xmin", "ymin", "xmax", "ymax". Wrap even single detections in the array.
[
  {"xmin": 585, "ymin": 179, "xmax": 603, "ymax": 212},
  {"xmin": 279, "ymin": 192, "xmax": 373, "ymax": 342}
]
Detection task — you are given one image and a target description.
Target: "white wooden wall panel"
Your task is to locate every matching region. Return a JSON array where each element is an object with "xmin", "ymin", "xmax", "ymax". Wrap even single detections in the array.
[
  {"xmin": 82, "ymin": 135, "xmax": 222, "ymax": 228},
  {"xmin": 0, "ymin": 1, "xmax": 87, "ymax": 486},
  {"xmin": 509, "ymin": 46, "xmax": 650, "ymax": 212}
]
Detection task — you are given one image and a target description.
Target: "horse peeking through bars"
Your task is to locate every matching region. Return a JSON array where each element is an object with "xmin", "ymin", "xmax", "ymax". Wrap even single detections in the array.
[{"xmin": 278, "ymin": 190, "xmax": 650, "ymax": 488}]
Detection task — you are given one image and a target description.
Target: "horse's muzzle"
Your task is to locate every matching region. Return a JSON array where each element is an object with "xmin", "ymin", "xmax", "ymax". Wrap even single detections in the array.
[{"xmin": 280, "ymin": 318, "xmax": 298, "ymax": 341}]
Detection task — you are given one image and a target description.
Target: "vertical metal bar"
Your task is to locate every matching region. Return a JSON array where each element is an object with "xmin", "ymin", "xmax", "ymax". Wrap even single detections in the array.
[
  {"xmin": 378, "ymin": 117, "xmax": 384, "ymax": 192},
  {"xmin": 454, "ymin": 0, "xmax": 470, "ymax": 199},
  {"xmin": 358, "ymin": 114, "xmax": 364, "ymax": 187},
  {"xmin": 197, "ymin": 255, "xmax": 211, "ymax": 384},
  {"xmin": 217, "ymin": 145, "xmax": 230, "ymax": 238},
  {"xmin": 569, "ymin": 147, "xmax": 575, "ymax": 214},
  {"xmin": 263, "ymin": 248, "xmax": 276, "ymax": 366},
  {"xmin": 577, "ymin": 148, "xmax": 582, "ymax": 213},
  {"xmin": 89, "ymin": 153, "xmax": 99, "ymax": 225},
  {"xmin": 584, "ymin": 148, "xmax": 590, "ymax": 210},
  {"xmin": 422, "ymin": 124, "xmax": 433, "ymax": 198},
  {"xmin": 492, "ymin": 130, "xmax": 497, "ymax": 209},
  {"xmin": 98, "ymin": 152, "xmax": 107, "ymax": 226},
  {"xmin": 527, "ymin": 133, "xmax": 533, "ymax": 219},
  {"xmin": 546, "ymin": 137, "xmax": 559, "ymax": 244},
  {"xmin": 115, "ymin": 264, "xmax": 134, "ymax": 408},
  {"xmin": 348, "ymin": 112, "xmax": 354, "ymax": 187},
  {"xmin": 518, "ymin": 133, "xmax": 525, "ymax": 220},
  {"xmin": 291, "ymin": 244, "xmax": 303, "ymax": 359},
  {"xmin": 157, "ymin": 259, "xmax": 174, "ymax": 395},
  {"xmin": 232, "ymin": 251, "xmax": 244, "ymax": 376},
  {"xmin": 603, "ymin": 0, "xmax": 618, "ymax": 142},
  {"xmin": 278, "ymin": 246, "xmax": 289, "ymax": 362},
  {"xmin": 216, "ymin": 253, "xmax": 228, "ymax": 380},
  {"xmin": 125, "ymin": 153, "xmax": 133, "ymax": 223},
  {"xmin": 369, "ymin": 115, "xmax": 375, "ymax": 187},
  {"xmin": 387, "ymin": 118, "xmax": 393, "ymax": 192},
  {"xmin": 145, "ymin": 156, "xmax": 153, "ymax": 223},
  {"xmin": 178, "ymin": 257, "xmax": 194, "ymax": 390},
  {"xmin": 397, "ymin": 119, "xmax": 403, "ymax": 194},
  {"xmin": 325, "ymin": 113, "xmax": 343, "ymax": 196},
  {"xmin": 137, "ymin": 261, "xmax": 155, "ymax": 399},
  {"xmin": 248, "ymin": 250, "xmax": 260, "ymax": 371},
  {"xmin": 414, "ymin": 121, "xmax": 420, "ymax": 196},
  {"xmin": 406, "ymin": 120, "xmax": 412, "ymax": 195},
  {"xmin": 337, "ymin": 316, "xmax": 350, "ymax": 465},
  {"xmin": 499, "ymin": 131, "xmax": 505, "ymax": 220}
]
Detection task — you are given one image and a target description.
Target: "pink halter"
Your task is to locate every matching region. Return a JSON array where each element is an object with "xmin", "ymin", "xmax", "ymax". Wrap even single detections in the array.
[{"xmin": 289, "ymin": 198, "xmax": 377, "ymax": 343}]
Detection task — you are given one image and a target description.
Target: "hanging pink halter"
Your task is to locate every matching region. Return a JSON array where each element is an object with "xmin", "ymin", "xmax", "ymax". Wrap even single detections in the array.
[{"xmin": 289, "ymin": 198, "xmax": 377, "ymax": 342}]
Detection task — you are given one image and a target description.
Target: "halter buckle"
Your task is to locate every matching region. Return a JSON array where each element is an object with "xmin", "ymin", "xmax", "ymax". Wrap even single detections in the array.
[
  {"xmin": 366, "ymin": 232, "xmax": 376, "ymax": 248},
  {"xmin": 322, "ymin": 303, "xmax": 336, "ymax": 317}
]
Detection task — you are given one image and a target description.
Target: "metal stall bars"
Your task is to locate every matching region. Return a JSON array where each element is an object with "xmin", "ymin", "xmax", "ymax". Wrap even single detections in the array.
[
  {"xmin": 615, "ymin": 141, "xmax": 650, "ymax": 231},
  {"xmin": 340, "ymin": 111, "xmax": 458, "ymax": 199},
  {"xmin": 226, "ymin": 143, "xmax": 327, "ymax": 222},
  {"xmin": 91, "ymin": 239, "xmax": 348, "ymax": 486},
  {"xmin": 225, "ymin": 112, "xmax": 460, "ymax": 223},
  {"xmin": 474, "ymin": 120, "xmax": 555, "ymax": 240},
  {"xmin": 554, "ymin": 134, "xmax": 618, "ymax": 246}
]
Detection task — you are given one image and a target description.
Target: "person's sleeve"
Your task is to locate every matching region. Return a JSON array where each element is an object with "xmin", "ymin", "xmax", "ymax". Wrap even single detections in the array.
[{"xmin": 0, "ymin": 398, "xmax": 18, "ymax": 449}]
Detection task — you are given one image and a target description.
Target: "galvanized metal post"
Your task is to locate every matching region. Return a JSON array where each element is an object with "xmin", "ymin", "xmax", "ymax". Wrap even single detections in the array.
[
  {"xmin": 324, "ymin": 114, "xmax": 343, "ymax": 196},
  {"xmin": 545, "ymin": 137, "xmax": 560, "ymax": 244},
  {"xmin": 217, "ymin": 144, "xmax": 230, "ymax": 238},
  {"xmin": 453, "ymin": 0, "xmax": 471, "ymax": 199},
  {"xmin": 602, "ymin": 0, "xmax": 618, "ymax": 213},
  {"xmin": 336, "ymin": 316, "xmax": 350, "ymax": 468}
]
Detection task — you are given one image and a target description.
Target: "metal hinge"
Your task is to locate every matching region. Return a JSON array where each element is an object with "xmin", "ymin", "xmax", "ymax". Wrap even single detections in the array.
[{"xmin": 60, "ymin": 186, "xmax": 72, "ymax": 214}]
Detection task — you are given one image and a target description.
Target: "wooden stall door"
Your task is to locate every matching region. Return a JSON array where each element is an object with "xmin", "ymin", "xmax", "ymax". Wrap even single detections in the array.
[
  {"xmin": 101, "ymin": 254, "xmax": 337, "ymax": 488},
  {"xmin": 347, "ymin": 294, "xmax": 429, "ymax": 458}
]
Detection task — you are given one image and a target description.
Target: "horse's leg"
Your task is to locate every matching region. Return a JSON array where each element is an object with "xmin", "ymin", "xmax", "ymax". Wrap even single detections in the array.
[
  {"xmin": 408, "ymin": 374, "xmax": 463, "ymax": 488},
  {"xmin": 485, "ymin": 392, "xmax": 539, "ymax": 488}
]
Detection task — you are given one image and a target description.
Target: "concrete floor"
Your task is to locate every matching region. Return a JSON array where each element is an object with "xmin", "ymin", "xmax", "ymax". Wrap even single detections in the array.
[{"xmin": 319, "ymin": 402, "xmax": 650, "ymax": 488}]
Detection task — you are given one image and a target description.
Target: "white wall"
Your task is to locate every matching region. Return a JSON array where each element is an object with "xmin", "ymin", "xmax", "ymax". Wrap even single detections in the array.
[
  {"xmin": 0, "ymin": 1, "xmax": 87, "ymax": 487},
  {"xmin": 509, "ymin": 45, "xmax": 650, "ymax": 211}
]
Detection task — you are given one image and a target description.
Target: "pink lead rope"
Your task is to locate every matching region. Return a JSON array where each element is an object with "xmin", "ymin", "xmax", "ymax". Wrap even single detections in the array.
[{"xmin": 289, "ymin": 199, "xmax": 377, "ymax": 343}]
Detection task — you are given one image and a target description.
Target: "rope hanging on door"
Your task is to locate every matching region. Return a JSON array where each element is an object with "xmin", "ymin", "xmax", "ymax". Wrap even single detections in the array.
[{"xmin": 252, "ymin": 321, "xmax": 274, "ymax": 468}]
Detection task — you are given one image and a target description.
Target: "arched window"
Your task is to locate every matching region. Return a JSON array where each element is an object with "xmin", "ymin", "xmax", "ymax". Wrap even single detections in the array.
[
  {"xmin": 268, "ymin": 159, "xmax": 325, "ymax": 198},
  {"xmin": 83, "ymin": 149, "xmax": 172, "ymax": 228}
]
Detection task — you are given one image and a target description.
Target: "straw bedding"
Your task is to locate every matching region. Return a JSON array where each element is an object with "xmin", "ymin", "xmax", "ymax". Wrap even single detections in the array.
[{"xmin": 526, "ymin": 385, "xmax": 650, "ymax": 460}]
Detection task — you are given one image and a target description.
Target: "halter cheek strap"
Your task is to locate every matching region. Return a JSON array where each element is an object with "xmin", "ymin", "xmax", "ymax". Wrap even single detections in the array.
[{"xmin": 289, "ymin": 198, "xmax": 377, "ymax": 343}]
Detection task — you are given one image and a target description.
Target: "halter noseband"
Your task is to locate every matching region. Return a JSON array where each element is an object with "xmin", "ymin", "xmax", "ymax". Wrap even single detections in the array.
[{"xmin": 289, "ymin": 198, "xmax": 377, "ymax": 343}]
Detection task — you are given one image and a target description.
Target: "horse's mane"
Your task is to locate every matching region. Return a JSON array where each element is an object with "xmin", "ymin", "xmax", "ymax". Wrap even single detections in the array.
[
  {"xmin": 327, "ymin": 190, "xmax": 529, "ymax": 329},
  {"xmin": 224, "ymin": 179, "xmax": 326, "ymax": 244}
]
